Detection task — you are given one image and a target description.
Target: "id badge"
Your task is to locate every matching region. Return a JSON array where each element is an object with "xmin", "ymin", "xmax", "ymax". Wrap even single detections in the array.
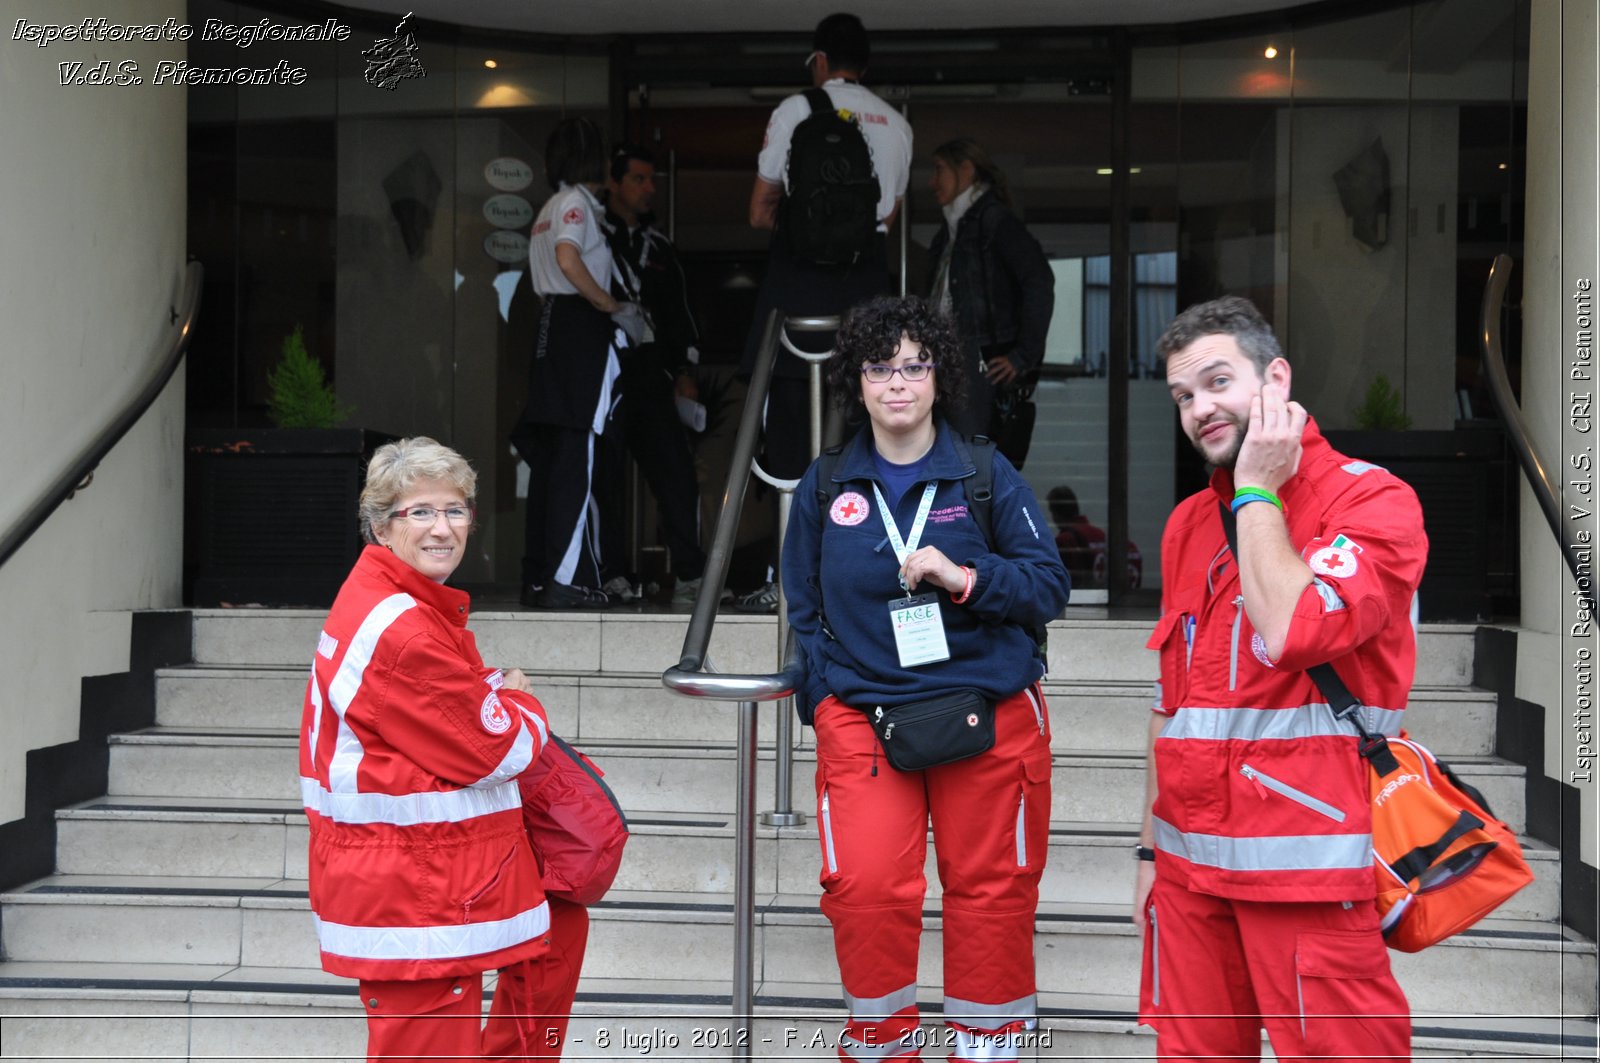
[{"xmin": 888, "ymin": 593, "xmax": 951, "ymax": 668}]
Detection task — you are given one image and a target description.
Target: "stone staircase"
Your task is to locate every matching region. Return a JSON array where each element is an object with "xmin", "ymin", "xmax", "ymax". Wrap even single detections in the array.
[{"xmin": 0, "ymin": 607, "xmax": 1594, "ymax": 1060}]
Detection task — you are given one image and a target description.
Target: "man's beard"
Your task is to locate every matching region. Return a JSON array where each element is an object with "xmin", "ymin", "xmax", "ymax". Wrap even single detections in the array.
[{"xmin": 1192, "ymin": 416, "xmax": 1246, "ymax": 469}]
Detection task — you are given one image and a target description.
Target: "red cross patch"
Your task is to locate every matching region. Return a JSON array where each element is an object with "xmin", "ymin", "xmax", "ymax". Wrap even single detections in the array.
[
  {"xmin": 830, "ymin": 491, "xmax": 870, "ymax": 526},
  {"xmin": 1308, "ymin": 546, "xmax": 1358, "ymax": 579},
  {"xmin": 480, "ymin": 691, "xmax": 513, "ymax": 735},
  {"xmin": 562, "ymin": 207, "xmax": 584, "ymax": 225}
]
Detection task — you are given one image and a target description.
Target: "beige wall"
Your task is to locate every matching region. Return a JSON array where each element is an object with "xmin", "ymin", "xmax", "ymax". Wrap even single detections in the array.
[
  {"xmin": 1522, "ymin": 0, "xmax": 1598, "ymax": 865},
  {"xmin": 0, "ymin": 0, "xmax": 187, "ymax": 823}
]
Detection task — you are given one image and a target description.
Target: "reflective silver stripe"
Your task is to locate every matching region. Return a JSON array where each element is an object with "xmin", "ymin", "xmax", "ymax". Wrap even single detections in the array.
[
  {"xmin": 313, "ymin": 899, "xmax": 550, "ymax": 960},
  {"xmin": 301, "ymin": 776, "xmax": 521, "ymax": 826},
  {"xmin": 1152, "ymin": 817, "xmax": 1371, "ymax": 871},
  {"xmin": 1159, "ymin": 703, "xmax": 1402, "ymax": 742},
  {"xmin": 1240, "ymin": 764, "xmax": 1346, "ymax": 822},
  {"xmin": 951, "ymin": 1028, "xmax": 1024, "ymax": 1062},
  {"xmin": 1149, "ymin": 904, "xmax": 1160, "ymax": 1005},
  {"xmin": 472, "ymin": 708, "xmax": 545, "ymax": 786},
  {"xmin": 326, "ymin": 593, "xmax": 416, "ymax": 793},
  {"xmin": 1014, "ymin": 793, "xmax": 1026, "ymax": 868},
  {"xmin": 1024, "ymin": 686, "xmax": 1044, "ymax": 735},
  {"xmin": 844, "ymin": 983, "xmax": 917, "ymax": 1023},
  {"xmin": 1228, "ymin": 596, "xmax": 1243, "ymax": 691},
  {"xmin": 839, "ymin": 1034, "xmax": 917, "ymax": 1062},
  {"xmin": 1311, "ymin": 577, "xmax": 1347, "ymax": 613},
  {"xmin": 821, "ymin": 790, "xmax": 838, "ymax": 874},
  {"xmin": 943, "ymin": 994, "xmax": 1036, "ymax": 1027}
]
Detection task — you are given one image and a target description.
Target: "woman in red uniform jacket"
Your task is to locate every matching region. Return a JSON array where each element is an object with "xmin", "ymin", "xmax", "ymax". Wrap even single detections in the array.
[{"xmin": 298, "ymin": 437, "xmax": 587, "ymax": 1062}]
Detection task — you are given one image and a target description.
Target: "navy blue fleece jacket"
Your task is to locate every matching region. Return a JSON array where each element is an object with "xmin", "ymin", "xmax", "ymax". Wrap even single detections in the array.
[{"xmin": 781, "ymin": 422, "xmax": 1071, "ymax": 724}]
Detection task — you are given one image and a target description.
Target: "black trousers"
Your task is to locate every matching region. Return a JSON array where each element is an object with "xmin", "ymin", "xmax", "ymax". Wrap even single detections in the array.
[
  {"xmin": 517, "ymin": 422, "xmax": 603, "ymax": 591},
  {"xmin": 597, "ymin": 354, "xmax": 706, "ymax": 581}
]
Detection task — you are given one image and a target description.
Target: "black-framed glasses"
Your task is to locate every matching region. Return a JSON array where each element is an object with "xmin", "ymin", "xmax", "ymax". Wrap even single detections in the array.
[
  {"xmin": 861, "ymin": 362, "xmax": 933, "ymax": 384},
  {"xmin": 391, "ymin": 505, "xmax": 474, "ymax": 526}
]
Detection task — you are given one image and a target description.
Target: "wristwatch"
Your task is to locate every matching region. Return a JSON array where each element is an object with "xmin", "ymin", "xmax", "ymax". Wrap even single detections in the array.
[{"xmin": 1134, "ymin": 844, "xmax": 1156, "ymax": 862}]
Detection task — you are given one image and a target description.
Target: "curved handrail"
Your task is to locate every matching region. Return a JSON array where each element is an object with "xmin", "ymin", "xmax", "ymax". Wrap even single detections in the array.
[
  {"xmin": 0, "ymin": 262, "xmax": 203, "ymax": 572},
  {"xmin": 1480, "ymin": 254, "xmax": 1597, "ymax": 617}
]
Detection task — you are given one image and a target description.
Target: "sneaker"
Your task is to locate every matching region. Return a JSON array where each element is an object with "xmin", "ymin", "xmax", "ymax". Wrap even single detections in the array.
[
  {"xmin": 733, "ymin": 581, "xmax": 779, "ymax": 614},
  {"xmin": 531, "ymin": 581, "xmax": 612, "ymax": 611},
  {"xmin": 519, "ymin": 583, "xmax": 544, "ymax": 608},
  {"xmin": 601, "ymin": 575, "xmax": 641, "ymax": 603},
  {"xmin": 671, "ymin": 577, "xmax": 703, "ymax": 606}
]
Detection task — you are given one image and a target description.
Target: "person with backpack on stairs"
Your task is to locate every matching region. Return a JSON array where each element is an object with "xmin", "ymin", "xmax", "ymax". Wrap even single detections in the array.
[
  {"xmin": 782, "ymin": 296, "xmax": 1070, "ymax": 1063},
  {"xmin": 736, "ymin": 12, "xmax": 913, "ymax": 613}
]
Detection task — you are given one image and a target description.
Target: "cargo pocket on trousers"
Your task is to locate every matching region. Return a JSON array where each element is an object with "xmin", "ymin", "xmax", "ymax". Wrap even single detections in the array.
[
  {"xmin": 1011, "ymin": 750, "xmax": 1052, "ymax": 875},
  {"xmin": 1293, "ymin": 928, "xmax": 1409, "ymax": 1055}
]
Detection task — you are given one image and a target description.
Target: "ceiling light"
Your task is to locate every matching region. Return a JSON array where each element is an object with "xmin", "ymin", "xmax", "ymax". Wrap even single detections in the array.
[
  {"xmin": 484, "ymin": 59, "xmax": 498, "ymax": 69},
  {"xmin": 1498, "ymin": 162, "xmax": 1508, "ymax": 170},
  {"xmin": 1096, "ymin": 167, "xmax": 1114, "ymax": 175},
  {"xmin": 1264, "ymin": 45, "xmax": 1279, "ymax": 59}
]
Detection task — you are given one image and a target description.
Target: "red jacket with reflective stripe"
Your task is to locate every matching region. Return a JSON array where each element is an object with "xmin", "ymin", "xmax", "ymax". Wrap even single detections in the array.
[
  {"xmin": 299, "ymin": 546, "xmax": 551, "ymax": 980},
  {"xmin": 1147, "ymin": 420, "xmax": 1427, "ymax": 902}
]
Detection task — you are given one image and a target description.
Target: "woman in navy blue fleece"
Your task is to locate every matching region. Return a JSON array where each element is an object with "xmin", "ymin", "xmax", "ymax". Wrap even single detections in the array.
[{"xmin": 781, "ymin": 295, "xmax": 1070, "ymax": 1063}]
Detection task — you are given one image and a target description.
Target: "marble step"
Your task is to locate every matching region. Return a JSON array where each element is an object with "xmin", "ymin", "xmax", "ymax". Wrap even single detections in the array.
[
  {"xmin": 54, "ymin": 801, "xmax": 1565, "ymax": 924},
  {"xmin": 156, "ymin": 665, "xmax": 1501, "ymax": 757},
  {"xmin": 186, "ymin": 608, "xmax": 1479, "ymax": 687},
  {"xmin": 0, "ymin": 965, "xmax": 1586, "ymax": 1061},
  {"xmin": 105, "ymin": 732, "xmax": 1533, "ymax": 834},
  {"xmin": 1, "ymin": 885, "xmax": 1591, "ymax": 1019}
]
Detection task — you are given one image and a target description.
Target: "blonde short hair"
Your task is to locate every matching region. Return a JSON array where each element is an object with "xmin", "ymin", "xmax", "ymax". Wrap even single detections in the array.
[{"xmin": 358, "ymin": 437, "xmax": 478, "ymax": 545}]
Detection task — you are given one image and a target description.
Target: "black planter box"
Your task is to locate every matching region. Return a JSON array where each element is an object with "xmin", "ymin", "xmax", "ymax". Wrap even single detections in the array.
[
  {"xmin": 185, "ymin": 428, "xmax": 394, "ymax": 607},
  {"xmin": 1323, "ymin": 426, "xmax": 1512, "ymax": 623}
]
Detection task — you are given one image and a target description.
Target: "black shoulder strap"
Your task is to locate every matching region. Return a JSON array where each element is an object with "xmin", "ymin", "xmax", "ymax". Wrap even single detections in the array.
[
  {"xmin": 1216, "ymin": 499, "xmax": 1399, "ymax": 775},
  {"xmin": 816, "ymin": 444, "xmax": 845, "ymax": 512},
  {"xmin": 802, "ymin": 87, "xmax": 833, "ymax": 117},
  {"xmin": 958, "ymin": 433, "xmax": 997, "ymax": 549}
]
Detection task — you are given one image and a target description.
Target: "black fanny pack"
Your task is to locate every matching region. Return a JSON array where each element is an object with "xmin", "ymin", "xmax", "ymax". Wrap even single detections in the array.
[{"xmin": 870, "ymin": 689, "xmax": 995, "ymax": 772}]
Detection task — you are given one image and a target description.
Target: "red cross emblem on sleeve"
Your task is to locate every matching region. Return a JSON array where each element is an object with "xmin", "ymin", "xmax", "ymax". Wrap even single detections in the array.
[{"xmin": 563, "ymin": 207, "xmax": 584, "ymax": 225}]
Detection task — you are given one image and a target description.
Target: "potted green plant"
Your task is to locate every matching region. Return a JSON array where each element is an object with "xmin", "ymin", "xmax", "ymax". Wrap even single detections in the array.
[
  {"xmin": 185, "ymin": 327, "xmax": 392, "ymax": 606},
  {"xmin": 1325, "ymin": 374, "xmax": 1509, "ymax": 622}
]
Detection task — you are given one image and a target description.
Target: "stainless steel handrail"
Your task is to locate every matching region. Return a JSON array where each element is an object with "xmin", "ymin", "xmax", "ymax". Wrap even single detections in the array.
[
  {"xmin": 661, "ymin": 307, "xmax": 810, "ymax": 1051},
  {"xmin": 1481, "ymin": 254, "xmax": 1598, "ymax": 617},
  {"xmin": 0, "ymin": 262, "xmax": 203, "ymax": 571}
]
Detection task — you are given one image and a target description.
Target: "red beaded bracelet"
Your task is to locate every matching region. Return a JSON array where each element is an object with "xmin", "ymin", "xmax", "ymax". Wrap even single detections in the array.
[{"xmin": 952, "ymin": 565, "xmax": 975, "ymax": 605}]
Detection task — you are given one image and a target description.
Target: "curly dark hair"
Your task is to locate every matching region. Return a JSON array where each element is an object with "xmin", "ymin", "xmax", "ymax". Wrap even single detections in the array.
[{"xmin": 826, "ymin": 295, "xmax": 967, "ymax": 415}]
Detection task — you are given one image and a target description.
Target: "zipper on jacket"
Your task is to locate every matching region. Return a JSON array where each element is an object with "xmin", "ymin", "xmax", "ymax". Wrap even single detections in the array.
[
  {"xmin": 462, "ymin": 844, "xmax": 518, "ymax": 923},
  {"xmin": 1239, "ymin": 764, "xmax": 1347, "ymax": 822},
  {"xmin": 1149, "ymin": 904, "xmax": 1161, "ymax": 1006},
  {"xmin": 1228, "ymin": 596, "xmax": 1245, "ymax": 691},
  {"xmin": 1025, "ymin": 686, "xmax": 1045, "ymax": 736},
  {"xmin": 1014, "ymin": 790, "xmax": 1028, "ymax": 867},
  {"xmin": 821, "ymin": 789, "xmax": 839, "ymax": 875}
]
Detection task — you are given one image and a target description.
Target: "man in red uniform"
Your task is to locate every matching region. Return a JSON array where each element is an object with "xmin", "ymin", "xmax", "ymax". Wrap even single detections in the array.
[{"xmin": 1134, "ymin": 296, "xmax": 1427, "ymax": 1061}]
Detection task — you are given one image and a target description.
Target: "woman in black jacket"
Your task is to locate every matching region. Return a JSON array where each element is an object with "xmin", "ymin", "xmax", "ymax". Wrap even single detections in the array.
[{"xmin": 926, "ymin": 139, "xmax": 1055, "ymax": 461}]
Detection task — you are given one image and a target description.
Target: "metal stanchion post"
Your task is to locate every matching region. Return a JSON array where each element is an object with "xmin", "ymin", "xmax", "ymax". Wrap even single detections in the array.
[
  {"xmin": 762, "ymin": 489, "xmax": 803, "ymax": 828},
  {"xmin": 732, "ymin": 697, "xmax": 758, "ymax": 1058}
]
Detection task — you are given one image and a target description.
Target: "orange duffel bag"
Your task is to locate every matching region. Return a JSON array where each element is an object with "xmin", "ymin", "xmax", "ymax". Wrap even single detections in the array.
[
  {"xmin": 1364, "ymin": 731, "xmax": 1534, "ymax": 952},
  {"xmin": 1310, "ymin": 661, "xmax": 1534, "ymax": 952}
]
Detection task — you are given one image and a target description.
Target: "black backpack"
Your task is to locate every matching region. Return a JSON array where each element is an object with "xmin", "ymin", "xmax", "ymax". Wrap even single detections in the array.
[
  {"xmin": 780, "ymin": 88, "xmax": 881, "ymax": 265},
  {"xmin": 814, "ymin": 434, "xmax": 1049, "ymax": 662}
]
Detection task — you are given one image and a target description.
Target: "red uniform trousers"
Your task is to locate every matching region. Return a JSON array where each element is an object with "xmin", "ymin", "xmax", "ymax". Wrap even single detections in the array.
[
  {"xmin": 1139, "ymin": 875, "xmax": 1410, "ymax": 1062},
  {"xmin": 359, "ymin": 896, "xmax": 590, "ymax": 1062},
  {"xmin": 813, "ymin": 688, "xmax": 1052, "ymax": 1062}
]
